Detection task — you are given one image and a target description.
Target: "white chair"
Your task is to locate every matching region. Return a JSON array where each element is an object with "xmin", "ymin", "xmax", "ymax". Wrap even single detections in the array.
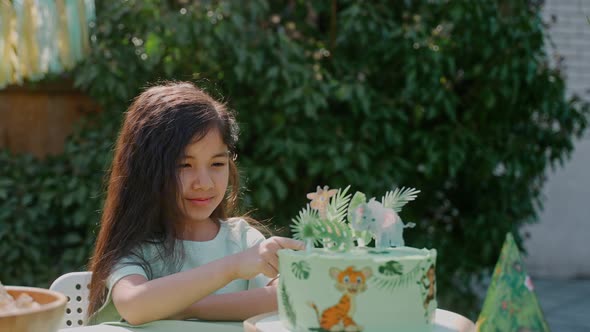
[{"xmin": 49, "ymin": 271, "xmax": 93, "ymax": 329}]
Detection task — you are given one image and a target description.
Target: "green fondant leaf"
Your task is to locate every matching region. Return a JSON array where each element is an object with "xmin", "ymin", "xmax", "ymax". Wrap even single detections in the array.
[
  {"xmin": 291, "ymin": 260, "xmax": 311, "ymax": 280},
  {"xmin": 313, "ymin": 218, "xmax": 354, "ymax": 251},
  {"xmin": 280, "ymin": 280, "xmax": 296, "ymax": 327},
  {"xmin": 368, "ymin": 249, "xmax": 390, "ymax": 255},
  {"xmin": 371, "ymin": 261, "xmax": 422, "ymax": 292},
  {"xmin": 354, "ymin": 229, "xmax": 373, "ymax": 247},
  {"xmin": 348, "ymin": 191, "xmax": 367, "ymax": 222},
  {"xmin": 378, "ymin": 260, "xmax": 403, "ymax": 275}
]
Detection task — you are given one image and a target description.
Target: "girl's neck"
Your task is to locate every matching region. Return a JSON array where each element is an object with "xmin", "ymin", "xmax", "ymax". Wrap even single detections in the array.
[{"xmin": 176, "ymin": 218, "xmax": 220, "ymax": 242}]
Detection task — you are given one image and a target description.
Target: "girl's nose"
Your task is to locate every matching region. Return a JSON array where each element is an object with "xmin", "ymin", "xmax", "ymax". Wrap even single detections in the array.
[{"xmin": 192, "ymin": 169, "xmax": 213, "ymax": 190}]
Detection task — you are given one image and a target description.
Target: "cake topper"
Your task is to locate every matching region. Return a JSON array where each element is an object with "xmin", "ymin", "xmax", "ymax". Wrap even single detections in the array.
[
  {"xmin": 306, "ymin": 185, "xmax": 338, "ymax": 219},
  {"xmin": 291, "ymin": 185, "xmax": 420, "ymax": 251},
  {"xmin": 291, "ymin": 186, "xmax": 354, "ymax": 251}
]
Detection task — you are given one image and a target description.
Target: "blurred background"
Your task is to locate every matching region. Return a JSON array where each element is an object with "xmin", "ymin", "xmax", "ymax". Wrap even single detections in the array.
[{"xmin": 1, "ymin": 0, "xmax": 589, "ymax": 327}]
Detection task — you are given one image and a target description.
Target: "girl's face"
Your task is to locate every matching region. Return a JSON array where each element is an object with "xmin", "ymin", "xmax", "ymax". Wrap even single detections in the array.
[{"xmin": 178, "ymin": 128, "xmax": 230, "ymax": 225}]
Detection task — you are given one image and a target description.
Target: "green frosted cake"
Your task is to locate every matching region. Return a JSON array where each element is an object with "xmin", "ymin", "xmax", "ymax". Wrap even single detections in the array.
[{"xmin": 277, "ymin": 186, "xmax": 437, "ymax": 332}]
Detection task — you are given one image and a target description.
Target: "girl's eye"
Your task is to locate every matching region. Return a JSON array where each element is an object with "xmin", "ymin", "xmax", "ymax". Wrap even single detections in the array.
[
  {"xmin": 179, "ymin": 163, "xmax": 191, "ymax": 168},
  {"xmin": 212, "ymin": 162, "xmax": 226, "ymax": 167}
]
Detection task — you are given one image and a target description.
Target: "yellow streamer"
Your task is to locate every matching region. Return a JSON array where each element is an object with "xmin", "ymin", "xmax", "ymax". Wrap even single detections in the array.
[
  {"xmin": 0, "ymin": 0, "xmax": 93, "ymax": 87},
  {"xmin": 77, "ymin": 0, "xmax": 90, "ymax": 56},
  {"xmin": 55, "ymin": 0, "xmax": 73, "ymax": 69},
  {"xmin": 0, "ymin": 0, "xmax": 19, "ymax": 87},
  {"xmin": 20, "ymin": 0, "xmax": 40, "ymax": 79}
]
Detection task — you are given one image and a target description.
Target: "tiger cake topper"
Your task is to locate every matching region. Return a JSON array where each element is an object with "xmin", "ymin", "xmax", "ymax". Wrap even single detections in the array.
[{"xmin": 291, "ymin": 185, "xmax": 420, "ymax": 251}]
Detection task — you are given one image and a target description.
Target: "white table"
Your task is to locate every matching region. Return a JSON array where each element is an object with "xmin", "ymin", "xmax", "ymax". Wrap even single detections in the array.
[
  {"xmin": 58, "ymin": 309, "xmax": 475, "ymax": 332},
  {"xmin": 244, "ymin": 309, "xmax": 476, "ymax": 332},
  {"xmin": 57, "ymin": 320, "xmax": 243, "ymax": 332}
]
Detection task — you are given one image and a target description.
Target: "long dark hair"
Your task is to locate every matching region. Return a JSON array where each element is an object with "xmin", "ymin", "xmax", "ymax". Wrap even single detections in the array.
[{"xmin": 87, "ymin": 81, "xmax": 241, "ymax": 317}]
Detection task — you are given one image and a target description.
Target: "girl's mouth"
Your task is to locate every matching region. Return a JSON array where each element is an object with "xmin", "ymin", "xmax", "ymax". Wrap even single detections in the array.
[{"xmin": 187, "ymin": 197, "xmax": 213, "ymax": 206}]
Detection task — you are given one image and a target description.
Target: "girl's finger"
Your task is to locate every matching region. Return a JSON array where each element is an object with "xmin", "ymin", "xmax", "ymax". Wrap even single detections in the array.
[
  {"xmin": 272, "ymin": 237, "xmax": 305, "ymax": 250},
  {"xmin": 266, "ymin": 254, "xmax": 279, "ymax": 273},
  {"xmin": 262, "ymin": 262, "xmax": 278, "ymax": 278}
]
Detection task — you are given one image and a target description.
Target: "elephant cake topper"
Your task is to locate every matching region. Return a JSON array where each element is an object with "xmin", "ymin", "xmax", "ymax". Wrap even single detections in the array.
[{"xmin": 291, "ymin": 185, "xmax": 420, "ymax": 251}]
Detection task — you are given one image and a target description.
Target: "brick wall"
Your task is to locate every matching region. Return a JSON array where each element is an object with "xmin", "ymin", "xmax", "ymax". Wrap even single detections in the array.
[
  {"xmin": 0, "ymin": 81, "xmax": 99, "ymax": 158},
  {"xmin": 524, "ymin": 0, "xmax": 590, "ymax": 278},
  {"xmin": 543, "ymin": 0, "xmax": 590, "ymax": 98}
]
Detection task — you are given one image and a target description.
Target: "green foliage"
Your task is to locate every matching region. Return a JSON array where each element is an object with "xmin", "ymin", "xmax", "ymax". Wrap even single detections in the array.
[
  {"xmin": 0, "ymin": 114, "xmax": 115, "ymax": 286},
  {"xmin": 1, "ymin": 0, "xmax": 588, "ymax": 319},
  {"xmin": 0, "ymin": 117, "xmax": 111, "ymax": 287}
]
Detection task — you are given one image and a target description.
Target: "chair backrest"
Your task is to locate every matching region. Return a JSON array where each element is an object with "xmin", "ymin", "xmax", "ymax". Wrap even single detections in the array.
[{"xmin": 49, "ymin": 271, "xmax": 92, "ymax": 329}]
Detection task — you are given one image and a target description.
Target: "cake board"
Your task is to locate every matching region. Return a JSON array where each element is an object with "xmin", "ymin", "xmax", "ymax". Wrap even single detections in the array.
[{"xmin": 244, "ymin": 309, "xmax": 475, "ymax": 332}]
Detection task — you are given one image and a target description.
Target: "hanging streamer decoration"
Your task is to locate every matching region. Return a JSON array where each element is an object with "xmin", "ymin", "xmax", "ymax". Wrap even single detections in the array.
[{"xmin": 0, "ymin": 0, "xmax": 95, "ymax": 88}]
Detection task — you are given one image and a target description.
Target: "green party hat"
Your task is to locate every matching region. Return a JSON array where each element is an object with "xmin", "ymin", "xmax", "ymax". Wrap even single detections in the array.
[{"xmin": 476, "ymin": 233, "xmax": 550, "ymax": 332}]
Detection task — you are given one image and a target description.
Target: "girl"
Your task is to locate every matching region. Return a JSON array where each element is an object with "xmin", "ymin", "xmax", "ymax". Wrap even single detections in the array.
[{"xmin": 87, "ymin": 81, "xmax": 303, "ymax": 326}]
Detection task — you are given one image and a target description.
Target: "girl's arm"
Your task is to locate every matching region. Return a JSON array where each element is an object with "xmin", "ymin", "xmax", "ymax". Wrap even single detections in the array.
[
  {"xmin": 111, "ymin": 237, "xmax": 303, "ymax": 325},
  {"xmin": 112, "ymin": 255, "xmax": 238, "ymax": 325},
  {"xmin": 170, "ymin": 285, "xmax": 278, "ymax": 321}
]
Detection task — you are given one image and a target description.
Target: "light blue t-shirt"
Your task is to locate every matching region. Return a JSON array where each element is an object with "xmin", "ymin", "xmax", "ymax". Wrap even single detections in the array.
[{"xmin": 91, "ymin": 218, "xmax": 272, "ymax": 325}]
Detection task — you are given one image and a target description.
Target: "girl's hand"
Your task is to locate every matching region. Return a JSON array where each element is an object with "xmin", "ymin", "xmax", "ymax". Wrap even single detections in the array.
[{"xmin": 235, "ymin": 236, "xmax": 304, "ymax": 279}]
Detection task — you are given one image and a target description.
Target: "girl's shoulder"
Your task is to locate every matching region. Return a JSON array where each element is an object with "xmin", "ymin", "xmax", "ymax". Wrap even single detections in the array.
[
  {"xmin": 220, "ymin": 217, "xmax": 266, "ymax": 247},
  {"xmin": 220, "ymin": 217, "xmax": 251, "ymax": 233}
]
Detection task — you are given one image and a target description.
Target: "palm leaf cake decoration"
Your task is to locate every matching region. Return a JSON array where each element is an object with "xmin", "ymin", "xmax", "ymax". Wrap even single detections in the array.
[
  {"xmin": 381, "ymin": 187, "xmax": 421, "ymax": 212},
  {"xmin": 291, "ymin": 205, "xmax": 322, "ymax": 251}
]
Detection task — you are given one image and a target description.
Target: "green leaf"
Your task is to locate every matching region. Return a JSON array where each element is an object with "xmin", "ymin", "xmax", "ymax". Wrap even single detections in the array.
[{"xmin": 145, "ymin": 32, "xmax": 163, "ymax": 62}]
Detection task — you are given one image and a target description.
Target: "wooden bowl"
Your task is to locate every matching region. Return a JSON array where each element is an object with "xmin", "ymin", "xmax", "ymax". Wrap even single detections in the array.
[{"xmin": 0, "ymin": 286, "xmax": 67, "ymax": 332}]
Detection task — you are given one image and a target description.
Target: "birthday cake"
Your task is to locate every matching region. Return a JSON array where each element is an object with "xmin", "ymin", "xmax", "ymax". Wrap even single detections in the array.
[{"xmin": 277, "ymin": 186, "xmax": 437, "ymax": 332}]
